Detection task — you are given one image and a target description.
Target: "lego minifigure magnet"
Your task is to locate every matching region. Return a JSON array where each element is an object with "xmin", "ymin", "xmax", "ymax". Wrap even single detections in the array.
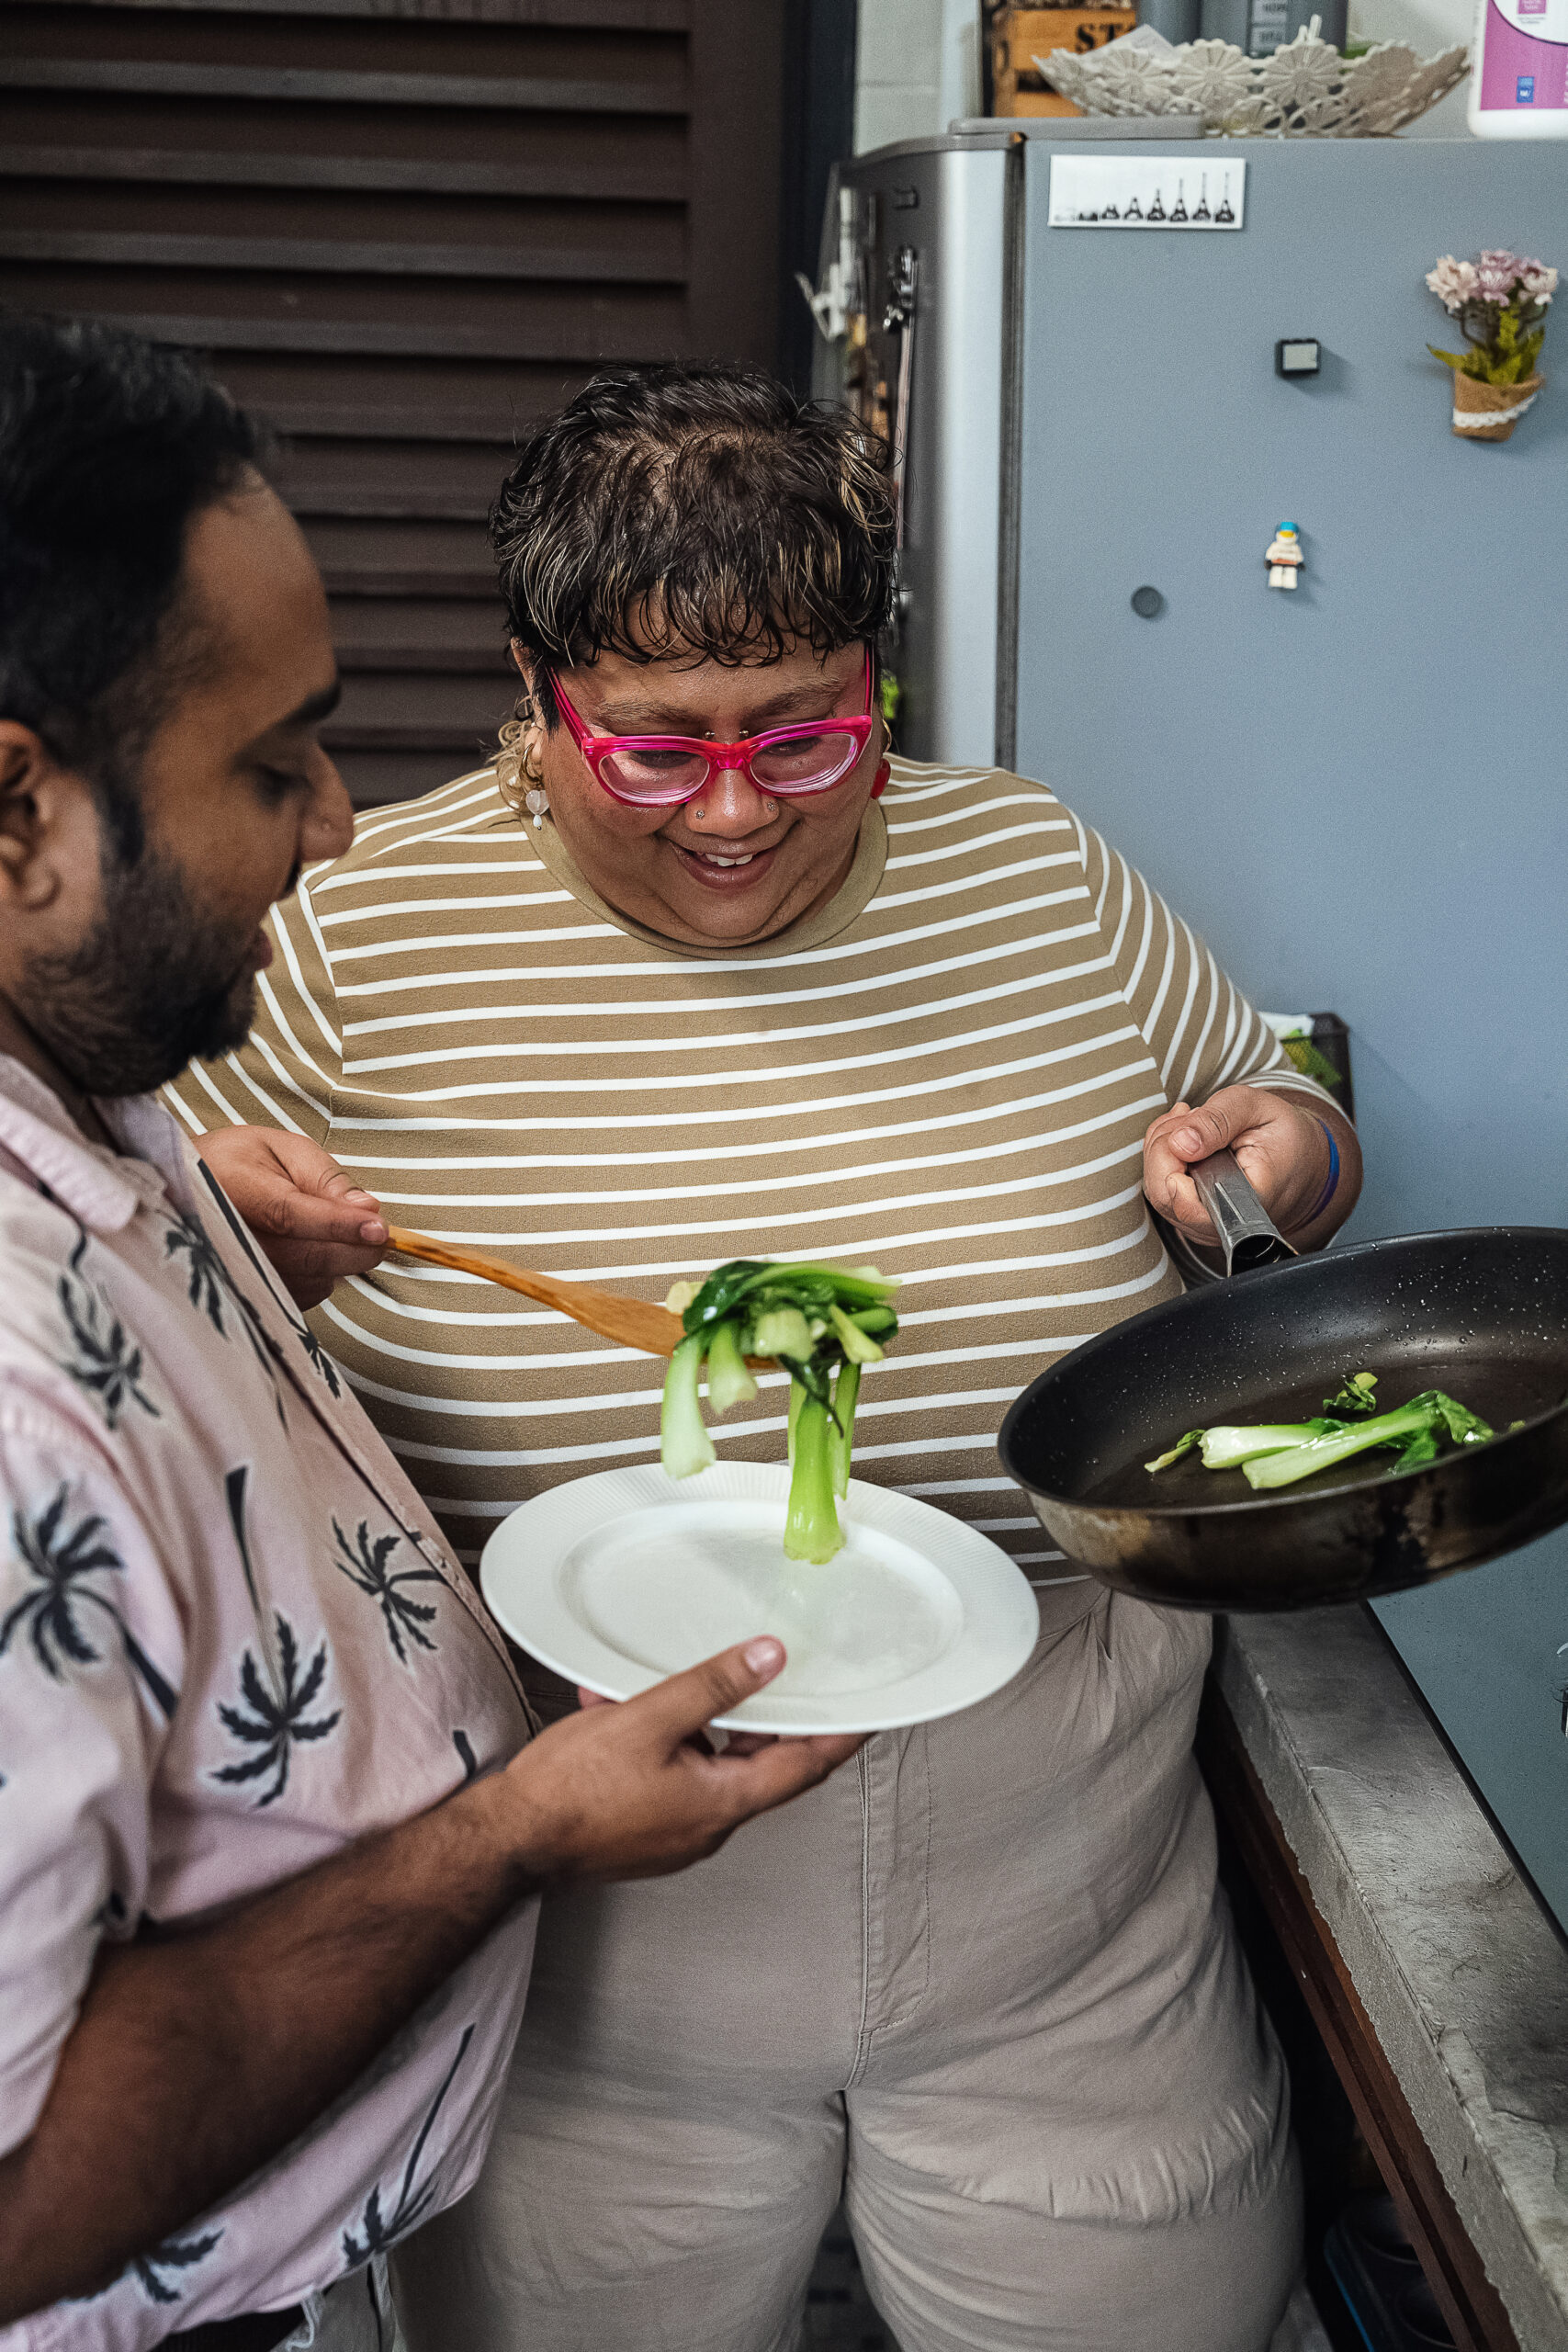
[{"xmin": 1266, "ymin": 523, "xmax": 1303, "ymax": 589}]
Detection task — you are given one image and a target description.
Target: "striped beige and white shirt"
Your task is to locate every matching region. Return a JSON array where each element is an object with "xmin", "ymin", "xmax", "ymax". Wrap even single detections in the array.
[{"xmin": 168, "ymin": 758, "xmax": 1331, "ymax": 1594}]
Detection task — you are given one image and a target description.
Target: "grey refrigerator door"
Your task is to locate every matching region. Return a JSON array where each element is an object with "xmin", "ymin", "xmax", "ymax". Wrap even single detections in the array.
[
  {"xmin": 1010, "ymin": 136, "xmax": 1568, "ymax": 1931},
  {"xmin": 828, "ymin": 142, "xmax": 1010, "ymax": 767}
]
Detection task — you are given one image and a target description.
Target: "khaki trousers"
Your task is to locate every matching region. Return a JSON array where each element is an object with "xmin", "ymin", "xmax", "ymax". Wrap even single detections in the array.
[{"xmin": 394, "ymin": 1589, "xmax": 1302, "ymax": 2352}]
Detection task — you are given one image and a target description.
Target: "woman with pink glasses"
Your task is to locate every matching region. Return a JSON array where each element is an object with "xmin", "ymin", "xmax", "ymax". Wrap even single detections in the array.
[{"xmin": 175, "ymin": 365, "xmax": 1359, "ymax": 2352}]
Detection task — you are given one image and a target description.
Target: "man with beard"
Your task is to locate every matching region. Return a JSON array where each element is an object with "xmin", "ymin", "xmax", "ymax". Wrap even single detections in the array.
[{"xmin": 0, "ymin": 315, "xmax": 860, "ymax": 2352}]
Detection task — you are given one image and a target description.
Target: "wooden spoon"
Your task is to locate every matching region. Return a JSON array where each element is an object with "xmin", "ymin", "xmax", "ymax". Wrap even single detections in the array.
[{"xmin": 385, "ymin": 1224, "xmax": 685, "ymax": 1357}]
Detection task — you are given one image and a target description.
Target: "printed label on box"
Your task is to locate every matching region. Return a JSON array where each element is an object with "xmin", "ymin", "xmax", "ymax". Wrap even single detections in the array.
[
  {"xmin": 1247, "ymin": 0, "xmax": 1291, "ymax": 52},
  {"xmin": 1046, "ymin": 155, "xmax": 1247, "ymax": 230}
]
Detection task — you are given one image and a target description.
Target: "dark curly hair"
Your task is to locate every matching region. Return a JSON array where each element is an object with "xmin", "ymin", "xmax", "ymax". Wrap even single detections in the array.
[
  {"xmin": 0, "ymin": 311, "xmax": 262, "ymax": 862},
  {"xmin": 490, "ymin": 364, "xmax": 897, "ymax": 717}
]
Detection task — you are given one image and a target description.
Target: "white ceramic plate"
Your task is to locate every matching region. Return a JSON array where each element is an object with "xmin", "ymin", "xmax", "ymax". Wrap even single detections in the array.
[{"xmin": 480, "ymin": 1461, "xmax": 1041, "ymax": 1735}]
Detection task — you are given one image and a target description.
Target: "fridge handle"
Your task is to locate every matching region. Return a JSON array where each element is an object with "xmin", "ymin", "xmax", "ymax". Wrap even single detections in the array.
[{"xmin": 885, "ymin": 245, "xmax": 919, "ymax": 554}]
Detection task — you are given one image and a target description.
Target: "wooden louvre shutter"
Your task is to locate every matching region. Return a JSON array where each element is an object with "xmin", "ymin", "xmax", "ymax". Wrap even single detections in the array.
[{"xmin": 0, "ymin": 0, "xmax": 788, "ymax": 804}]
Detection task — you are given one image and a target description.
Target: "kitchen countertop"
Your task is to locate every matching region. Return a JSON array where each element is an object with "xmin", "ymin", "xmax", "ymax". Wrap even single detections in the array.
[{"xmin": 1213, "ymin": 1606, "xmax": 1568, "ymax": 2352}]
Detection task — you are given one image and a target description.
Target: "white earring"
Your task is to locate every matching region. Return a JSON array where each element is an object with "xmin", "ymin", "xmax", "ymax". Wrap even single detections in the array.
[{"xmin": 525, "ymin": 787, "xmax": 548, "ymax": 831}]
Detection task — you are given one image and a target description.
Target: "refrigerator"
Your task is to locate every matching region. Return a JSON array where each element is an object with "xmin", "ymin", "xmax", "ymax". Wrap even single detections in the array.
[{"xmin": 813, "ymin": 128, "xmax": 1568, "ymax": 1931}]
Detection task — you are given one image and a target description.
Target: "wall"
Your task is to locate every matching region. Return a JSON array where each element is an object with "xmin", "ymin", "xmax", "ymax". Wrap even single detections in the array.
[
  {"xmin": 852, "ymin": 0, "xmax": 1475, "ymax": 147},
  {"xmin": 855, "ymin": 0, "xmax": 980, "ymax": 148}
]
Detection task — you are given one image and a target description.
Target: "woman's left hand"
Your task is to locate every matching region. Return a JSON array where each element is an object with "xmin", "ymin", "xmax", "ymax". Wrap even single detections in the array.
[{"xmin": 1143, "ymin": 1085, "xmax": 1354, "ymax": 1250}]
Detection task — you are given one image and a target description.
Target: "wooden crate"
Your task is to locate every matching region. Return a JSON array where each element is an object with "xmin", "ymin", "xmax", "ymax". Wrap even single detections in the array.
[{"xmin": 991, "ymin": 4, "xmax": 1140, "ymax": 117}]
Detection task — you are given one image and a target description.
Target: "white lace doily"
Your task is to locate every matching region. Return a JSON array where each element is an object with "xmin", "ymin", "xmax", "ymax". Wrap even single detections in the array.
[{"xmin": 1035, "ymin": 20, "xmax": 1469, "ymax": 136}]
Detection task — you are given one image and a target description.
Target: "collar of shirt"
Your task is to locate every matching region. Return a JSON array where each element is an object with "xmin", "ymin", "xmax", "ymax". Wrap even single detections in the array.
[{"xmin": 0, "ymin": 1055, "xmax": 194, "ymax": 1233}]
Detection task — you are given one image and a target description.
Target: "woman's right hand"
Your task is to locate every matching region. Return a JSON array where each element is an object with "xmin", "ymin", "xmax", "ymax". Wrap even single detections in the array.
[{"xmin": 194, "ymin": 1126, "xmax": 389, "ymax": 1309}]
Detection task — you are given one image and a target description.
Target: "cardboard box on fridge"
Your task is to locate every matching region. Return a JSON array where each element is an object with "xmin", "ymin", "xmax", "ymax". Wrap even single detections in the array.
[{"xmin": 990, "ymin": 4, "xmax": 1140, "ymax": 117}]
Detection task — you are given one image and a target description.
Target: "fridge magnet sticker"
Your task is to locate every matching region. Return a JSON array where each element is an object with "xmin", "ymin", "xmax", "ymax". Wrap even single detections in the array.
[{"xmin": 1046, "ymin": 154, "xmax": 1247, "ymax": 228}]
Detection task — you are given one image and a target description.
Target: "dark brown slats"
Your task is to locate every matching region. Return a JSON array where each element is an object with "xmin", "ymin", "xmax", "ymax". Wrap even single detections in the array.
[
  {"xmin": 337, "ymin": 647, "xmax": 510, "ymax": 673},
  {"xmin": 320, "ymin": 570, "xmax": 499, "ymax": 598},
  {"xmin": 326, "ymin": 724, "xmax": 495, "ymax": 750},
  {"xmin": 28, "ymin": 2, "xmax": 688, "ymax": 22},
  {"xmin": 2, "ymin": 145, "xmax": 688, "ymax": 202},
  {"xmin": 291, "ymin": 492, "xmax": 492, "ymax": 519},
  {"xmin": 333, "ymin": 673, "xmax": 513, "ymax": 729},
  {"xmin": 23, "ymin": 0, "xmax": 785, "ymax": 808},
  {"xmin": 222, "ymin": 356, "xmax": 581, "ymax": 430},
  {"xmin": 6, "ymin": 5, "xmax": 683, "ymax": 66},
  {"xmin": 333, "ymin": 750, "xmax": 487, "ymax": 809},
  {"xmin": 301, "ymin": 519, "xmax": 495, "ymax": 573},
  {"xmin": 1, "ymin": 266, "xmax": 682, "ymax": 326},
  {"xmin": 0, "ymin": 232, "xmax": 685, "ymax": 286},
  {"xmin": 331, "ymin": 598, "xmax": 507, "ymax": 655},
  {"xmin": 264, "ymin": 407, "xmax": 532, "ymax": 439},
  {"xmin": 276, "ymin": 437, "xmax": 512, "ymax": 501},
  {"xmin": 7, "ymin": 182, "xmax": 685, "ymax": 254},
  {"xmin": 0, "ymin": 61, "xmax": 685, "ymax": 112},
  {"xmin": 0, "ymin": 98, "xmax": 686, "ymax": 176},
  {"xmin": 0, "ymin": 301, "xmax": 687, "ymax": 363},
  {"xmin": 338, "ymin": 649, "xmax": 510, "ymax": 677}
]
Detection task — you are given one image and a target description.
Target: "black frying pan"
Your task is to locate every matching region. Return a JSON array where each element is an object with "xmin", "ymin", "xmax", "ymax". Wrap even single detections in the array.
[{"xmin": 997, "ymin": 1154, "xmax": 1568, "ymax": 1611}]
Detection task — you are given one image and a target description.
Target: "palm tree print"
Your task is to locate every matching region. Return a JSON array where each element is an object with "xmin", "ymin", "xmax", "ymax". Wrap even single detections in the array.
[
  {"xmin": 299, "ymin": 1321, "xmax": 343, "ymax": 1398},
  {"xmin": 333, "ymin": 1518, "xmax": 440, "ymax": 1666},
  {"xmin": 79, "ymin": 2225, "xmax": 224, "ymax": 2308},
  {"xmin": 59, "ymin": 1268, "xmax": 158, "ymax": 1428},
  {"xmin": 162, "ymin": 1209, "xmax": 233, "ymax": 1333},
  {"xmin": 163, "ymin": 1208, "xmax": 288, "ymax": 1426},
  {"xmin": 1, "ymin": 1486, "xmax": 178, "ymax": 1718},
  {"xmin": 212, "ymin": 1612, "xmax": 341, "ymax": 1807},
  {"xmin": 56, "ymin": 1231, "xmax": 158, "ymax": 1430},
  {"xmin": 129, "ymin": 2227, "xmax": 225, "ymax": 2306},
  {"xmin": 341, "ymin": 2027, "xmax": 475, "ymax": 2270},
  {"xmin": 193, "ymin": 1162, "xmax": 342, "ymax": 1399}
]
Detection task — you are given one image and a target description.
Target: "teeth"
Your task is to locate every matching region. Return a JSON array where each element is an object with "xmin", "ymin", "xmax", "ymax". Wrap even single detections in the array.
[{"xmin": 699, "ymin": 853, "xmax": 755, "ymax": 867}]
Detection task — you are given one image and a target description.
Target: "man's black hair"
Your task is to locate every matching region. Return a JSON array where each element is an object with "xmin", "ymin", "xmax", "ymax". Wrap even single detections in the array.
[
  {"xmin": 491, "ymin": 364, "xmax": 897, "ymax": 720},
  {"xmin": 0, "ymin": 312, "xmax": 262, "ymax": 862}
]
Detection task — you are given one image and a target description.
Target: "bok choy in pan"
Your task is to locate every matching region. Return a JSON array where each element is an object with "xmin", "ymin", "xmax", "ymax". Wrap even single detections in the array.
[
  {"xmin": 660, "ymin": 1260, "xmax": 900, "ymax": 1563},
  {"xmin": 1145, "ymin": 1370, "xmax": 1500, "ymax": 1491}
]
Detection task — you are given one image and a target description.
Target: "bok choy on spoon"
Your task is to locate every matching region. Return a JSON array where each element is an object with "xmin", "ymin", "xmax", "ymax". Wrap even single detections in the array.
[{"xmin": 660, "ymin": 1260, "xmax": 900, "ymax": 1563}]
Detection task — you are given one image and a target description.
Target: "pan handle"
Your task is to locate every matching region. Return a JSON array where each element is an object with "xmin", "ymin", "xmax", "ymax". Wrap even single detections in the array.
[{"xmin": 1189, "ymin": 1149, "xmax": 1298, "ymax": 1278}]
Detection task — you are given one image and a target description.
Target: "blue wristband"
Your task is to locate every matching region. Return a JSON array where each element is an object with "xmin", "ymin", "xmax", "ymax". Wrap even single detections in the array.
[{"xmin": 1303, "ymin": 1120, "xmax": 1340, "ymax": 1226}]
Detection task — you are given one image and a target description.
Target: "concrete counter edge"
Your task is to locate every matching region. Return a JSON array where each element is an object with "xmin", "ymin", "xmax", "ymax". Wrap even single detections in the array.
[{"xmin": 1212, "ymin": 1605, "xmax": 1568, "ymax": 2352}]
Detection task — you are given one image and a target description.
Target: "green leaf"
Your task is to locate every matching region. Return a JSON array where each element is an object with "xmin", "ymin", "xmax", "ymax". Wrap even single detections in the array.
[
  {"xmin": 828, "ymin": 1303, "xmax": 884, "ymax": 1365},
  {"xmin": 682, "ymin": 1259, "xmax": 766, "ymax": 1333},
  {"xmin": 1145, "ymin": 1429, "xmax": 1203, "ymax": 1473},
  {"xmin": 1323, "ymin": 1371, "xmax": 1379, "ymax": 1418},
  {"xmin": 1414, "ymin": 1390, "xmax": 1495, "ymax": 1445}
]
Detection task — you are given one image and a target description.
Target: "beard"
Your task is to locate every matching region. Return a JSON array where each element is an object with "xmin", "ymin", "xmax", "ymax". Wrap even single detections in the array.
[{"xmin": 25, "ymin": 841, "xmax": 268, "ymax": 1100}]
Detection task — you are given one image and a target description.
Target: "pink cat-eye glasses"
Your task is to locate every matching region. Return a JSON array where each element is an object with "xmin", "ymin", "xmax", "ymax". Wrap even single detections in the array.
[{"xmin": 547, "ymin": 649, "xmax": 878, "ymax": 810}]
